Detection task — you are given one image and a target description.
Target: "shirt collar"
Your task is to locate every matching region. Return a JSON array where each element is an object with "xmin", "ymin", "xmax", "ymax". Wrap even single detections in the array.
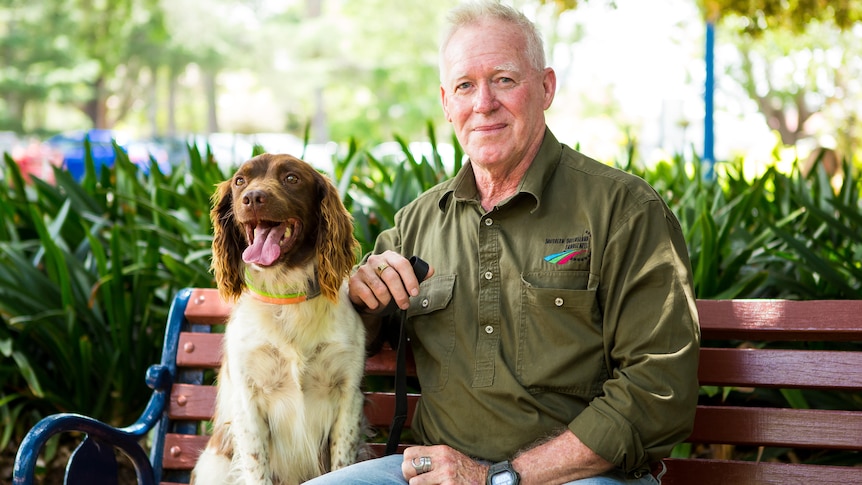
[{"xmin": 437, "ymin": 127, "xmax": 562, "ymax": 213}]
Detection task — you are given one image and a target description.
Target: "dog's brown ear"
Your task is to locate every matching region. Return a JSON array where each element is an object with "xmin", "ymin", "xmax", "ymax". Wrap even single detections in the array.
[
  {"xmin": 315, "ymin": 172, "xmax": 358, "ymax": 302},
  {"xmin": 210, "ymin": 180, "xmax": 245, "ymax": 301}
]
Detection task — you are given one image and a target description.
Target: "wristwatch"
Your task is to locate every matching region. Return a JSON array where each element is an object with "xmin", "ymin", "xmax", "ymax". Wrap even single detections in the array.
[{"xmin": 486, "ymin": 460, "xmax": 520, "ymax": 485}]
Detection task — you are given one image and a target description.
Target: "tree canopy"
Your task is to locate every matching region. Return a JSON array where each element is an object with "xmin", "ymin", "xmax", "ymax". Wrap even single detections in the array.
[{"xmin": 699, "ymin": 0, "xmax": 862, "ymax": 32}]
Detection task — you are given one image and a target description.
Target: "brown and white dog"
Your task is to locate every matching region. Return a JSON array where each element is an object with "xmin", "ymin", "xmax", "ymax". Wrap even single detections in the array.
[{"xmin": 191, "ymin": 153, "xmax": 366, "ymax": 485}]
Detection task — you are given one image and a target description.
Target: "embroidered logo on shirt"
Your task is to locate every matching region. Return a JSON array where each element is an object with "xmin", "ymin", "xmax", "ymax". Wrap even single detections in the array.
[{"xmin": 544, "ymin": 230, "xmax": 591, "ymax": 265}]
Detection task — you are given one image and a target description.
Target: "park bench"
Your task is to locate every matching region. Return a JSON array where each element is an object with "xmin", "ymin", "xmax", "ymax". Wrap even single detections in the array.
[{"xmin": 12, "ymin": 288, "xmax": 862, "ymax": 484}]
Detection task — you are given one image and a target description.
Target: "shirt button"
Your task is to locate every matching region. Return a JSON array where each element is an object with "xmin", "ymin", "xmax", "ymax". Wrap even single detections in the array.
[
  {"xmin": 484, "ymin": 218, "xmax": 493, "ymax": 226},
  {"xmin": 421, "ymin": 298, "xmax": 430, "ymax": 308},
  {"xmin": 484, "ymin": 271, "xmax": 493, "ymax": 280},
  {"xmin": 485, "ymin": 325, "xmax": 494, "ymax": 334},
  {"xmin": 555, "ymin": 297, "xmax": 564, "ymax": 307}
]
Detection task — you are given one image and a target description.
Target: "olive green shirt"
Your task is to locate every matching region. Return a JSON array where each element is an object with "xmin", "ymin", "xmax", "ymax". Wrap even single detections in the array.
[{"xmin": 368, "ymin": 128, "xmax": 700, "ymax": 474}]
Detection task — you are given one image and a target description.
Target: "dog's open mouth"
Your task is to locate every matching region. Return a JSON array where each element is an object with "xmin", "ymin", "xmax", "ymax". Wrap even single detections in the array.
[{"xmin": 242, "ymin": 219, "xmax": 301, "ymax": 266}]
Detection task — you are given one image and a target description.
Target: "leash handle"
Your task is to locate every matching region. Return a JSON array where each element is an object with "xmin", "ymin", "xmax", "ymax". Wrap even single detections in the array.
[{"xmin": 385, "ymin": 256, "xmax": 428, "ymax": 455}]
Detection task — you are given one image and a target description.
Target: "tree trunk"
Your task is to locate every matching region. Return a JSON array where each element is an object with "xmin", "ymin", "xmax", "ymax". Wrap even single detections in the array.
[
  {"xmin": 168, "ymin": 67, "xmax": 177, "ymax": 137},
  {"xmin": 85, "ymin": 77, "xmax": 109, "ymax": 129},
  {"xmin": 205, "ymin": 70, "xmax": 219, "ymax": 134},
  {"xmin": 148, "ymin": 66, "xmax": 158, "ymax": 137},
  {"xmin": 307, "ymin": 0, "xmax": 327, "ymax": 142}
]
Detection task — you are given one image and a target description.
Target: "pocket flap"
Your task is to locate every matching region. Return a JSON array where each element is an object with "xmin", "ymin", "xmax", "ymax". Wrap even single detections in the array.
[{"xmin": 407, "ymin": 274, "xmax": 456, "ymax": 317}]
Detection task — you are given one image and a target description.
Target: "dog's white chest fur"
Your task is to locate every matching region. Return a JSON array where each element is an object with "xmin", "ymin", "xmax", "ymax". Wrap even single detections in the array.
[{"xmin": 192, "ymin": 285, "xmax": 366, "ymax": 485}]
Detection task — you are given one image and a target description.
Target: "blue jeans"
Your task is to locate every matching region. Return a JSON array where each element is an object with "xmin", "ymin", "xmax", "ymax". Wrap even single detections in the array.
[{"xmin": 303, "ymin": 454, "xmax": 662, "ymax": 484}]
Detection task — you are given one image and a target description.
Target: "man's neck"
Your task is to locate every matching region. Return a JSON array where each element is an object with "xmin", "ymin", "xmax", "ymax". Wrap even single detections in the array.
[
  {"xmin": 474, "ymin": 166, "xmax": 526, "ymax": 211},
  {"xmin": 472, "ymin": 137, "xmax": 542, "ymax": 211}
]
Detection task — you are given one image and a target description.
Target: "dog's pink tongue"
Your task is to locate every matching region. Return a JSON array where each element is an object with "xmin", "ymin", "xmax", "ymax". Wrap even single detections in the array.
[{"xmin": 242, "ymin": 225, "xmax": 286, "ymax": 266}]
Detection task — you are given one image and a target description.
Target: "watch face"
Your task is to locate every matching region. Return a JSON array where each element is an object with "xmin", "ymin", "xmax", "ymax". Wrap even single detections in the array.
[{"xmin": 491, "ymin": 471, "xmax": 516, "ymax": 485}]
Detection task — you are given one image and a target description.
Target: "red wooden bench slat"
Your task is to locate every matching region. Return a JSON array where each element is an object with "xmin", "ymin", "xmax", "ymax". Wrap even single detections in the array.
[
  {"xmin": 168, "ymin": 383, "xmax": 217, "ymax": 421},
  {"xmin": 698, "ymin": 348, "xmax": 862, "ymax": 390},
  {"xmin": 175, "ymin": 332, "xmax": 222, "ymax": 368},
  {"xmin": 162, "ymin": 433, "xmax": 209, "ymax": 471},
  {"xmin": 365, "ymin": 345, "xmax": 416, "ymax": 376},
  {"xmin": 688, "ymin": 406, "xmax": 862, "ymax": 449},
  {"xmin": 366, "ymin": 443, "xmax": 410, "ymax": 458},
  {"xmin": 161, "ymin": 390, "xmax": 420, "ymax": 460},
  {"xmin": 184, "ymin": 288, "xmax": 231, "ymax": 326},
  {"xmin": 163, "ymin": 386, "xmax": 420, "ymax": 430},
  {"xmin": 696, "ymin": 299, "xmax": 862, "ymax": 341},
  {"xmin": 363, "ymin": 392, "xmax": 420, "ymax": 427},
  {"xmin": 661, "ymin": 458, "xmax": 862, "ymax": 485}
]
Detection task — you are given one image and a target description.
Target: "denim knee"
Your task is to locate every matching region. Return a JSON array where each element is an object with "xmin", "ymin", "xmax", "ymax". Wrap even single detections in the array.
[{"xmin": 302, "ymin": 454, "xmax": 406, "ymax": 485}]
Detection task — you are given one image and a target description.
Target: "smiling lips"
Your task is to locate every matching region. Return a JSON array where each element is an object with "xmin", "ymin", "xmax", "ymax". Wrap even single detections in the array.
[
  {"xmin": 474, "ymin": 123, "xmax": 507, "ymax": 133},
  {"xmin": 242, "ymin": 219, "xmax": 301, "ymax": 266}
]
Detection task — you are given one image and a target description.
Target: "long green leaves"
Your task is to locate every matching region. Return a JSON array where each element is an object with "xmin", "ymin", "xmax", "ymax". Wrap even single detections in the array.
[{"xmin": 0, "ymin": 144, "xmax": 222, "ymax": 432}]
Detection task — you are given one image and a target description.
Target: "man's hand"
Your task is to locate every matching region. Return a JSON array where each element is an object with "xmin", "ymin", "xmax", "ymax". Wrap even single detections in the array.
[
  {"xmin": 349, "ymin": 250, "xmax": 433, "ymax": 313},
  {"xmin": 402, "ymin": 445, "xmax": 489, "ymax": 485}
]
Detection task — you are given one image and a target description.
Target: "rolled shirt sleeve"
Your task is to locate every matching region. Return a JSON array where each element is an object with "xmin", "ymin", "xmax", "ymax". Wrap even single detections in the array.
[{"xmin": 568, "ymin": 195, "xmax": 700, "ymax": 471}]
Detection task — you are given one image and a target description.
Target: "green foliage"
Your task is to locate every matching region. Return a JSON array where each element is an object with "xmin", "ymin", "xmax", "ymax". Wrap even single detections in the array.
[
  {"xmin": 630, "ymin": 154, "xmax": 861, "ymax": 300},
  {"xmin": 0, "ymin": 143, "xmax": 223, "ymax": 441},
  {"xmin": 336, "ymin": 123, "xmax": 463, "ymax": 256}
]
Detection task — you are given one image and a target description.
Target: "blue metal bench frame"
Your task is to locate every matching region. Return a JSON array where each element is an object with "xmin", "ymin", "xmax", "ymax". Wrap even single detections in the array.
[{"xmin": 12, "ymin": 288, "xmax": 195, "ymax": 485}]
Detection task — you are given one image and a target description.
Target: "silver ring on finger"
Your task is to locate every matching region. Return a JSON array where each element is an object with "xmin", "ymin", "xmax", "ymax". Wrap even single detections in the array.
[{"xmin": 411, "ymin": 456, "xmax": 432, "ymax": 474}]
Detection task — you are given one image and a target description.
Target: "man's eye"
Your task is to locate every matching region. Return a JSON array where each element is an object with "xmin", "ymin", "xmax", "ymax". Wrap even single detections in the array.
[{"xmin": 456, "ymin": 82, "xmax": 472, "ymax": 91}]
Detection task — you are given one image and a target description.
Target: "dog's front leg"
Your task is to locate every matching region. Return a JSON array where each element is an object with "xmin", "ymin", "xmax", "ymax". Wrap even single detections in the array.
[
  {"xmin": 231, "ymin": 372, "xmax": 274, "ymax": 485},
  {"xmin": 328, "ymin": 378, "xmax": 364, "ymax": 470}
]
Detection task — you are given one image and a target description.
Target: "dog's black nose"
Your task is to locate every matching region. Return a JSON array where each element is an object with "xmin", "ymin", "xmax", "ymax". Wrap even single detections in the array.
[{"xmin": 243, "ymin": 190, "xmax": 267, "ymax": 208}]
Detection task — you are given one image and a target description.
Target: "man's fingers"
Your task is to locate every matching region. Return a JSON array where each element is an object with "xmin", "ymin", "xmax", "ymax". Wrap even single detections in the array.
[{"xmin": 348, "ymin": 251, "xmax": 434, "ymax": 313}]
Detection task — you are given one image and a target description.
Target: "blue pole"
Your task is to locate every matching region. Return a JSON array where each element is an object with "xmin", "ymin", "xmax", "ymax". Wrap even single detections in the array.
[{"xmin": 704, "ymin": 21, "xmax": 716, "ymax": 180}]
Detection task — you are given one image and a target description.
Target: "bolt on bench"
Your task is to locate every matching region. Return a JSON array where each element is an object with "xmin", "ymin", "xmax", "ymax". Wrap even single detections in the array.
[{"xmin": 13, "ymin": 289, "xmax": 862, "ymax": 484}]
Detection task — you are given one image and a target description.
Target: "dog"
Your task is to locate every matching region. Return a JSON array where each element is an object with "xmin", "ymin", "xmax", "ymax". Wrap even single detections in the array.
[{"xmin": 191, "ymin": 153, "xmax": 366, "ymax": 485}]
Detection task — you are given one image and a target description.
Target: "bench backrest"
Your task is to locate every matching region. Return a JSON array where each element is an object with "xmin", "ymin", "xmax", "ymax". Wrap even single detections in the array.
[
  {"xmin": 153, "ymin": 290, "xmax": 862, "ymax": 485},
  {"xmin": 663, "ymin": 299, "xmax": 862, "ymax": 485}
]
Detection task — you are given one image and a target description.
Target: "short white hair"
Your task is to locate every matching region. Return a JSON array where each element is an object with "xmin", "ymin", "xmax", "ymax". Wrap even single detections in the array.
[{"xmin": 439, "ymin": 0, "xmax": 547, "ymax": 80}]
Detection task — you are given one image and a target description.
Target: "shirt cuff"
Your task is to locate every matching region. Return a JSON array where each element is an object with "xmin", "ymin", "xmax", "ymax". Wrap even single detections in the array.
[{"xmin": 567, "ymin": 404, "xmax": 646, "ymax": 473}]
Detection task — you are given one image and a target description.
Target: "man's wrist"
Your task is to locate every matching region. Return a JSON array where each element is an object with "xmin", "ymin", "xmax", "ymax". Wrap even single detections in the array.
[{"xmin": 486, "ymin": 460, "xmax": 520, "ymax": 485}]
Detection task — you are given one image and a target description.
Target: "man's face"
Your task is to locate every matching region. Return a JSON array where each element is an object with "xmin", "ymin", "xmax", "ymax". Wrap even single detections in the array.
[{"xmin": 440, "ymin": 19, "xmax": 555, "ymax": 171}]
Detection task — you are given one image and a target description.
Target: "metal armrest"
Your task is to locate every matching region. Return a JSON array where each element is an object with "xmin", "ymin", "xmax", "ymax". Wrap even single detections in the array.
[{"xmin": 13, "ymin": 364, "xmax": 172, "ymax": 485}]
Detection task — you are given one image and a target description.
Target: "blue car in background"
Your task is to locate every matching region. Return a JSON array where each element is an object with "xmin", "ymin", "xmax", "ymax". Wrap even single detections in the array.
[
  {"xmin": 45, "ymin": 129, "xmax": 171, "ymax": 181},
  {"xmin": 45, "ymin": 129, "xmax": 119, "ymax": 181}
]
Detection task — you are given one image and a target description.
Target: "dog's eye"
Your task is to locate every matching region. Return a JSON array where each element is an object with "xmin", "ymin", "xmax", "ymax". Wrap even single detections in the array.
[
  {"xmin": 235, "ymin": 176, "xmax": 246, "ymax": 186},
  {"xmin": 285, "ymin": 174, "xmax": 299, "ymax": 184}
]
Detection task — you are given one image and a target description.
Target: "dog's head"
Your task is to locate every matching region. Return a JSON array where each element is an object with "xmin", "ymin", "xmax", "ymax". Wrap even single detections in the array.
[{"xmin": 210, "ymin": 153, "xmax": 358, "ymax": 303}]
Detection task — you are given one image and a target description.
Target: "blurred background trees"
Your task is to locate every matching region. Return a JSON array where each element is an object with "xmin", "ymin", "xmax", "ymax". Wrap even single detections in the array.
[
  {"xmin": 700, "ymin": 0, "xmax": 862, "ymax": 167},
  {"xmin": 0, "ymin": 0, "xmax": 860, "ymax": 167}
]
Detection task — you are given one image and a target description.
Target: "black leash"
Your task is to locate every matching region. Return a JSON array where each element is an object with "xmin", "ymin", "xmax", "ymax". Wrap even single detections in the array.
[{"xmin": 385, "ymin": 256, "xmax": 429, "ymax": 456}]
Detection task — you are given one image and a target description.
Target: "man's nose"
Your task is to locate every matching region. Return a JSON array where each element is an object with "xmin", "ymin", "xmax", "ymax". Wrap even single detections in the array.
[{"xmin": 473, "ymin": 83, "xmax": 499, "ymax": 113}]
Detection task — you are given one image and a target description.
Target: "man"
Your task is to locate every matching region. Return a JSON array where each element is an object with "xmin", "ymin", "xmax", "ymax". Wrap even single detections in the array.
[{"xmin": 307, "ymin": 1, "xmax": 700, "ymax": 484}]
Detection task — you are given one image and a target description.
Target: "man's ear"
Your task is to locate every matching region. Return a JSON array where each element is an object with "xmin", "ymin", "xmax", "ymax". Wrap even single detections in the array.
[
  {"xmin": 440, "ymin": 85, "xmax": 452, "ymax": 122},
  {"xmin": 542, "ymin": 67, "xmax": 557, "ymax": 110}
]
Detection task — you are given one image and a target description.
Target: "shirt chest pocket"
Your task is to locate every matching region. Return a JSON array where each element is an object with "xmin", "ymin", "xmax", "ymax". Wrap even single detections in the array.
[
  {"xmin": 517, "ymin": 271, "xmax": 607, "ymax": 397},
  {"xmin": 407, "ymin": 274, "xmax": 456, "ymax": 392}
]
